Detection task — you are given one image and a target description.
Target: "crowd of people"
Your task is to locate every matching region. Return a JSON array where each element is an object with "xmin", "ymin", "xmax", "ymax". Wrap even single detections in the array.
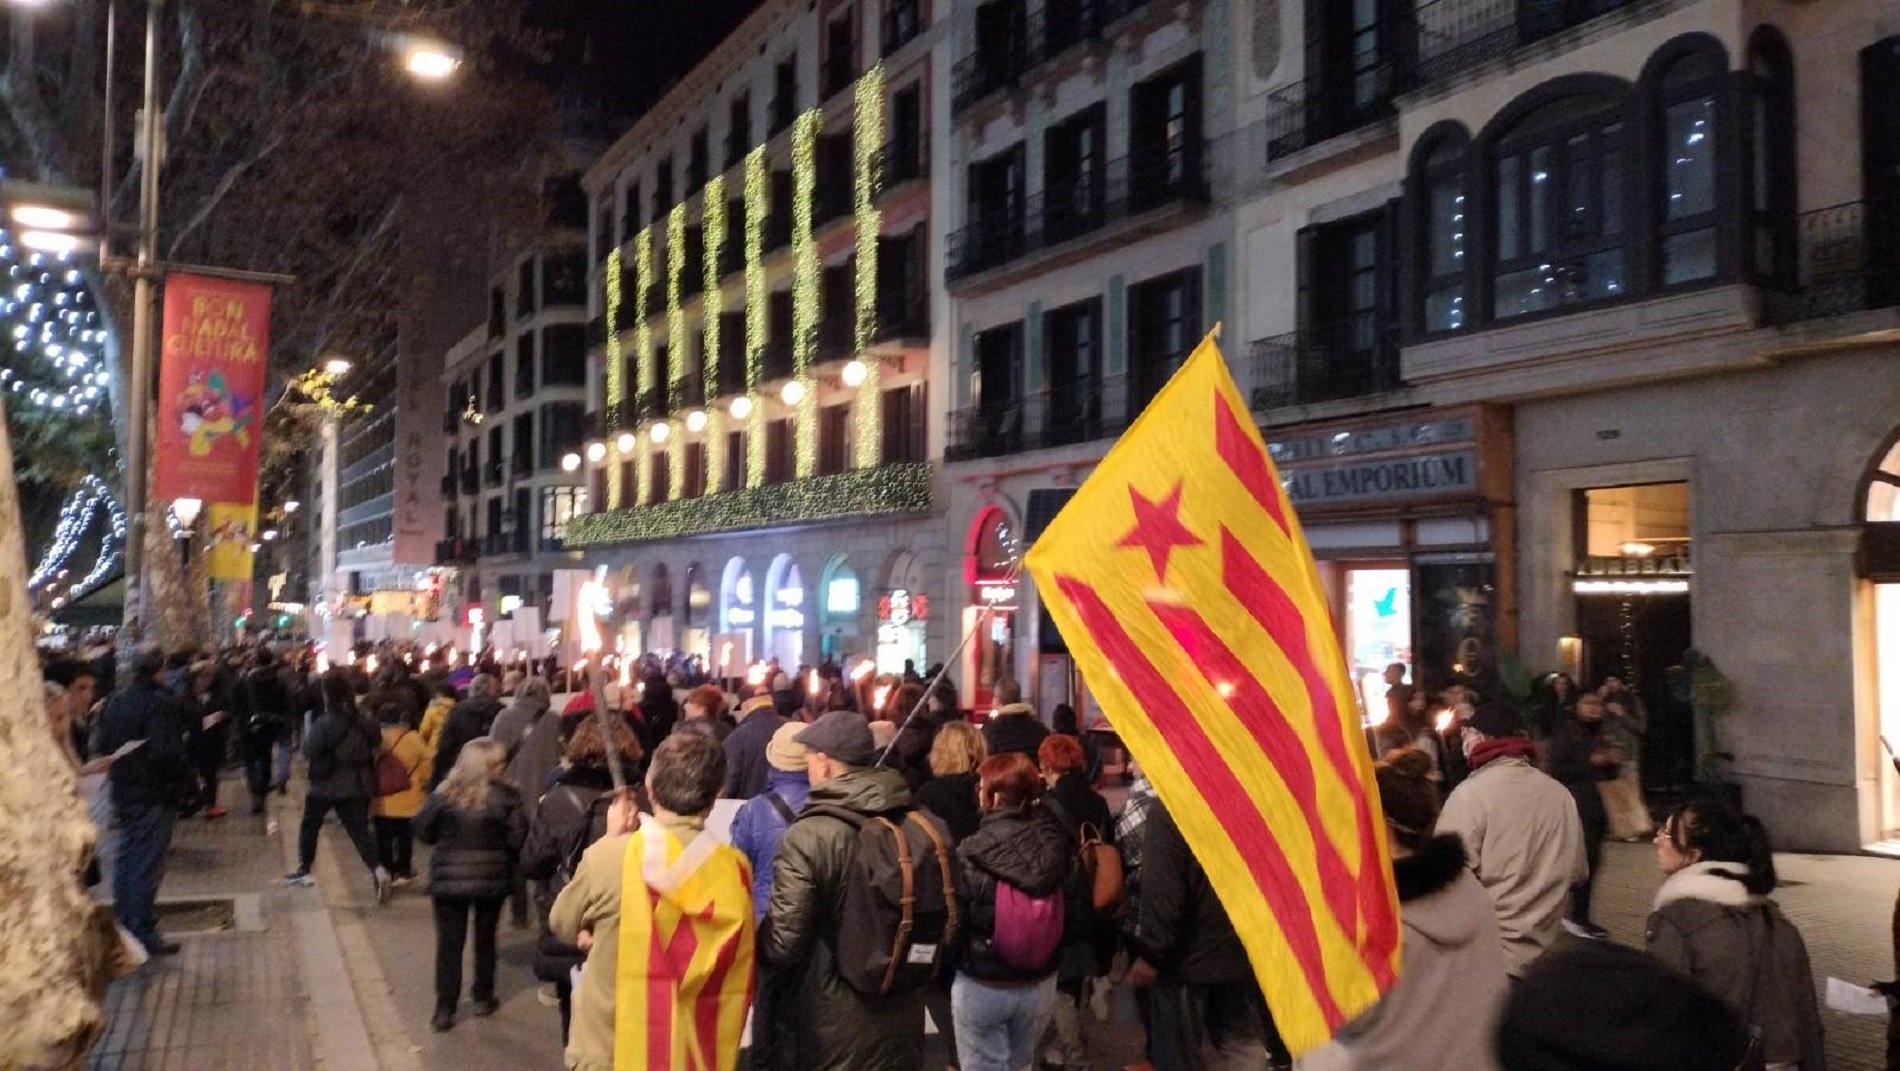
[{"xmin": 38, "ymin": 637, "xmax": 1859, "ymax": 1071}]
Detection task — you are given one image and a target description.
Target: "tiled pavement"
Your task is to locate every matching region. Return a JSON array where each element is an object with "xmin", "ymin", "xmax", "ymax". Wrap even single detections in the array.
[
  {"xmin": 87, "ymin": 773, "xmax": 1900, "ymax": 1070},
  {"xmin": 88, "ymin": 780, "xmax": 317, "ymax": 1071}
]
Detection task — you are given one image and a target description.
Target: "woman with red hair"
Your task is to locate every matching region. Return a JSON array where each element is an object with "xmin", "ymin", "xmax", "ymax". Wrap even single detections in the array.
[
  {"xmin": 1038, "ymin": 734, "xmax": 1116, "ymax": 1069},
  {"xmin": 951, "ymin": 753, "xmax": 1073, "ymax": 1071}
]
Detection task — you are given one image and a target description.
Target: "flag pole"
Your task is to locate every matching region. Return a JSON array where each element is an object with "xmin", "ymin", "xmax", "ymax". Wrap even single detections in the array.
[{"xmin": 876, "ymin": 559, "xmax": 1024, "ymax": 769}]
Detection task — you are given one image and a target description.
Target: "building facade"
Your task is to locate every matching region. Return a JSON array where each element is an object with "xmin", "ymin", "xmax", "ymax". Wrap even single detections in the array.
[
  {"xmin": 932, "ymin": 0, "xmax": 1900, "ymax": 851},
  {"xmin": 568, "ymin": 0, "xmax": 953, "ymax": 675},
  {"xmin": 436, "ymin": 234, "xmax": 593, "ymax": 615}
]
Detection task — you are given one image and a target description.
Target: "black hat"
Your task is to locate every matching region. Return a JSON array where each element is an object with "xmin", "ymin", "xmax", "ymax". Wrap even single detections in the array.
[
  {"xmin": 1496, "ymin": 942, "xmax": 1745, "ymax": 1071},
  {"xmin": 794, "ymin": 709, "xmax": 878, "ymax": 767},
  {"xmin": 1466, "ymin": 700, "xmax": 1525, "ymax": 739}
]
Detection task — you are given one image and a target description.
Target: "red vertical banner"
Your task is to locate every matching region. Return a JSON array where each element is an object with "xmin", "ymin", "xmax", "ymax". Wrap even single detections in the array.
[{"xmin": 153, "ymin": 273, "xmax": 271, "ymax": 503}]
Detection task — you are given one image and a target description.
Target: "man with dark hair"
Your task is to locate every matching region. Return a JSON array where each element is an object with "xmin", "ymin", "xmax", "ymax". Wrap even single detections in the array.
[
  {"xmin": 43, "ymin": 658, "xmax": 99, "ymax": 760},
  {"xmin": 95, "ymin": 647, "xmax": 195, "ymax": 955},
  {"xmin": 552, "ymin": 730, "xmax": 755, "ymax": 1071},
  {"xmin": 235, "ymin": 646, "xmax": 294, "ymax": 812}
]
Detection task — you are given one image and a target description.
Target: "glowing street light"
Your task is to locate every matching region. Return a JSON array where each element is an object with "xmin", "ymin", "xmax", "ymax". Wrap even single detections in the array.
[
  {"xmin": 728, "ymin": 395, "xmax": 754, "ymax": 420},
  {"xmin": 561, "ymin": 451, "xmax": 582, "ymax": 472},
  {"xmin": 170, "ymin": 497, "xmax": 203, "ymax": 528},
  {"xmin": 322, "ymin": 356, "xmax": 353, "ymax": 376},
  {"xmin": 649, "ymin": 421, "xmax": 670, "ymax": 444},
  {"xmin": 282, "ymin": 499, "xmax": 301, "ymax": 514},
  {"xmin": 402, "ymin": 40, "xmax": 462, "ymax": 80},
  {"xmin": 585, "ymin": 440, "xmax": 608, "ymax": 464},
  {"xmin": 780, "ymin": 379, "xmax": 806, "ymax": 406},
  {"xmin": 685, "ymin": 409, "xmax": 708, "ymax": 434},
  {"xmin": 840, "ymin": 359, "xmax": 867, "ymax": 388},
  {"xmin": 616, "ymin": 431, "xmax": 636, "ymax": 454}
]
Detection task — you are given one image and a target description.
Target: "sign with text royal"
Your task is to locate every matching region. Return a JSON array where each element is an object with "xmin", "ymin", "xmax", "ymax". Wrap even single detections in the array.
[{"xmin": 153, "ymin": 273, "xmax": 271, "ymax": 503}]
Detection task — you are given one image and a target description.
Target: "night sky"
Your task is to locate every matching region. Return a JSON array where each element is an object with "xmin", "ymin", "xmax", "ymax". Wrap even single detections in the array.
[{"xmin": 528, "ymin": 0, "xmax": 767, "ymax": 115}]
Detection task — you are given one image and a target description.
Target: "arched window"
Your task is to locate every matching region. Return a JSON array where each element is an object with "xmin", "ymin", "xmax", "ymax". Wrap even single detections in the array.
[
  {"xmin": 1412, "ymin": 124, "xmax": 1472, "ymax": 334},
  {"xmin": 1487, "ymin": 84, "xmax": 1631, "ymax": 320},
  {"xmin": 1746, "ymin": 26, "xmax": 1796, "ymax": 287},
  {"xmin": 1649, "ymin": 36, "xmax": 1728, "ymax": 287},
  {"xmin": 1866, "ymin": 434, "xmax": 1900, "ymax": 525}
]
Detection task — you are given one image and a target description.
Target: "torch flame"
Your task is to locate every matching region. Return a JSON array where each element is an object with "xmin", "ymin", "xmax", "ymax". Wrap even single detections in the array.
[
  {"xmin": 807, "ymin": 668, "xmax": 823, "ymax": 696},
  {"xmin": 1434, "ymin": 708, "xmax": 1455, "ymax": 733},
  {"xmin": 850, "ymin": 659, "xmax": 875, "ymax": 683}
]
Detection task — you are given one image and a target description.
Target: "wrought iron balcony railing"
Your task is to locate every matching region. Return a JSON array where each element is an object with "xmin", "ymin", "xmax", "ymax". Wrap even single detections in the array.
[
  {"xmin": 1234, "ymin": 320, "xmax": 1403, "ymax": 410},
  {"xmin": 1761, "ymin": 198, "xmax": 1900, "ymax": 325},
  {"xmin": 944, "ymin": 376, "xmax": 1132, "ymax": 461}
]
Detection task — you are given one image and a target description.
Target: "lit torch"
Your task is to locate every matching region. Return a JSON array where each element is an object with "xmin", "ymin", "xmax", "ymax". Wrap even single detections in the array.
[
  {"xmin": 1434, "ymin": 707, "xmax": 1456, "ymax": 733},
  {"xmin": 576, "ymin": 580, "xmax": 626, "ymax": 792}
]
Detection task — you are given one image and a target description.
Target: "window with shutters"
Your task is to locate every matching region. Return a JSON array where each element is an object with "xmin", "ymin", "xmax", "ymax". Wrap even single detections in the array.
[
  {"xmin": 818, "ymin": 404, "xmax": 851, "ymax": 475},
  {"xmin": 881, "ymin": 382, "xmax": 926, "ymax": 464},
  {"xmin": 1127, "ymin": 270, "xmax": 1199, "ymax": 415},
  {"xmin": 723, "ymin": 430, "xmax": 746, "ymax": 490},
  {"xmin": 683, "ymin": 441, "xmax": 708, "ymax": 498},
  {"xmin": 649, "ymin": 450, "xmax": 672, "ymax": 501},
  {"xmin": 764, "ymin": 418, "xmax": 795, "ymax": 484},
  {"xmin": 1297, "ymin": 209, "xmax": 1399, "ymax": 402},
  {"xmin": 1045, "ymin": 104, "xmax": 1107, "ymax": 243}
]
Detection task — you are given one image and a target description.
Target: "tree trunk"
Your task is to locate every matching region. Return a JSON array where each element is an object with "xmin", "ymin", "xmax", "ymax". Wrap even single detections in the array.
[
  {"xmin": 138, "ymin": 425, "xmax": 208, "ymax": 653},
  {"xmin": 0, "ymin": 398, "xmax": 106, "ymax": 1068}
]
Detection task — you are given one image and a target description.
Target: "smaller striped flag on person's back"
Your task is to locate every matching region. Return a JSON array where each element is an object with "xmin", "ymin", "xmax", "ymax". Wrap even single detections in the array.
[{"xmin": 1023, "ymin": 330, "xmax": 1400, "ymax": 1053}]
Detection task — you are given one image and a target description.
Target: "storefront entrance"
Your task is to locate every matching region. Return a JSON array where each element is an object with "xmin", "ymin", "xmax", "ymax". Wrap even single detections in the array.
[
  {"xmin": 964, "ymin": 506, "xmax": 1021, "ymax": 714},
  {"xmin": 1859, "ymin": 431, "xmax": 1900, "ymax": 851}
]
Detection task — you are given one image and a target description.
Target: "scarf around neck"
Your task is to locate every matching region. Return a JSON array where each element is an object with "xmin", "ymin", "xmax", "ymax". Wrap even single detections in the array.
[{"xmin": 1467, "ymin": 736, "xmax": 1537, "ymax": 771}]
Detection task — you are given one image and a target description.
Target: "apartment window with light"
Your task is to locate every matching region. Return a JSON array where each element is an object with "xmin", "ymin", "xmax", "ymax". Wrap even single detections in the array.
[
  {"xmin": 1416, "ymin": 129, "xmax": 1470, "ymax": 333},
  {"xmin": 1490, "ymin": 92, "xmax": 1628, "ymax": 320},
  {"xmin": 541, "ymin": 487, "xmax": 588, "ymax": 542},
  {"xmin": 1656, "ymin": 50, "xmax": 1721, "ymax": 287}
]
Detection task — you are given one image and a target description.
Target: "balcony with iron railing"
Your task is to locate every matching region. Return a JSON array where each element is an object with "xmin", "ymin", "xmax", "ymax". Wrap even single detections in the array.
[
  {"xmin": 872, "ymin": 281, "xmax": 930, "ymax": 344},
  {"xmin": 953, "ymin": 0, "xmax": 1172, "ymax": 116},
  {"xmin": 482, "ymin": 530, "xmax": 530, "ymax": 557},
  {"xmin": 633, "ymin": 386, "xmax": 667, "ymax": 424},
  {"xmin": 951, "ymin": 36, "xmax": 1027, "ymax": 116},
  {"xmin": 762, "ymin": 330, "xmax": 795, "ymax": 383},
  {"xmin": 880, "ymin": 139, "xmax": 927, "ymax": 188},
  {"xmin": 946, "ymin": 146, "xmax": 1210, "ymax": 283},
  {"xmin": 1263, "ymin": 63, "xmax": 1408, "ymax": 162},
  {"xmin": 1761, "ymin": 199, "xmax": 1900, "ymax": 326},
  {"xmin": 1235, "ymin": 320, "xmax": 1404, "ymax": 411},
  {"xmin": 1410, "ymin": 0, "xmax": 1646, "ymax": 87},
  {"xmin": 944, "ymin": 376, "xmax": 1133, "ymax": 461},
  {"xmin": 883, "ymin": 0, "xmax": 923, "ymax": 55}
]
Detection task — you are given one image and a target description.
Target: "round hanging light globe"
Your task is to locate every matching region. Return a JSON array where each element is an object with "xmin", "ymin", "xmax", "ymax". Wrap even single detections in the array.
[
  {"xmin": 585, "ymin": 440, "xmax": 608, "ymax": 464},
  {"xmin": 685, "ymin": 409, "xmax": 708, "ymax": 434},
  {"xmin": 561, "ymin": 452, "xmax": 582, "ymax": 472},
  {"xmin": 616, "ymin": 431, "xmax": 637, "ymax": 454},
  {"xmin": 649, "ymin": 421, "xmax": 671, "ymax": 444},
  {"xmin": 780, "ymin": 379, "xmax": 807, "ymax": 406},
  {"xmin": 841, "ymin": 359, "xmax": 867, "ymax": 388},
  {"xmin": 729, "ymin": 395, "xmax": 754, "ymax": 420}
]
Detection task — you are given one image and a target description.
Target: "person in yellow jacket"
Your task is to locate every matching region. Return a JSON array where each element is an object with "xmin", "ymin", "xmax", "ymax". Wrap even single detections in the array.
[
  {"xmin": 371, "ymin": 699, "xmax": 432, "ymax": 885},
  {"xmin": 552, "ymin": 730, "xmax": 756, "ymax": 1071},
  {"xmin": 420, "ymin": 682, "xmax": 457, "ymax": 753}
]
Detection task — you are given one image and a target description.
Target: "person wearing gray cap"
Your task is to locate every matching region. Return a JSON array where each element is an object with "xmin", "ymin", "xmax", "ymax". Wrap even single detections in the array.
[{"xmin": 758, "ymin": 710, "xmax": 946, "ymax": 1070}]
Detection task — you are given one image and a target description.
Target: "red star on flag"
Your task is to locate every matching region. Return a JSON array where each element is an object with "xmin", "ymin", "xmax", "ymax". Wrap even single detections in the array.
[{"xmin": 1115, "ymin": 480, "xmax": 1202, "ymax": 582}]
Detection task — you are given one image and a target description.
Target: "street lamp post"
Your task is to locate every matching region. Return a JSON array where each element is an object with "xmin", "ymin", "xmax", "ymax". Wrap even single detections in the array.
[{"xmin": 119, "ymin": 0, "xmax": 165, "ymax": 665}]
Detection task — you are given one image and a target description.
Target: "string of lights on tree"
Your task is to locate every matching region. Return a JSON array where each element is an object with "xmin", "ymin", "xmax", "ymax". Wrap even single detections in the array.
[
  {"xmin": 27, "ymin": 473, "xmax": 127, "ymax": 604},
  {"xmin": 0, "ymin": 226, "xmax": 125, "ymax": 601}
]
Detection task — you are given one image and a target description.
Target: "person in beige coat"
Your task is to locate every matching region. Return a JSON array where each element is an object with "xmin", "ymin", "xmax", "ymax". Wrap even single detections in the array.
[
  {"xmin": 1436, "ymin": 701, "xmax": 1588, "ymax": 978},
  {"xmin": 1302, "ymin": 748, "xmax": 1507, "ymax": 1071}
]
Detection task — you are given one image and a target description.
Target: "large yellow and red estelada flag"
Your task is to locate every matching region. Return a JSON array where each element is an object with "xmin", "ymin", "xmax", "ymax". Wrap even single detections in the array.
[
  {"xmin": 615, "ymin": 820, "xmax": 757, "ymax": 1071},
  {"xmin": 1024, "ymin": 330, "xmax": 1400, "ymax": 1052}
]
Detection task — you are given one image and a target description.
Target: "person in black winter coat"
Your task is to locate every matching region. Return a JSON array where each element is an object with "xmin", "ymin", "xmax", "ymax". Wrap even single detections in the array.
[
  {"xmin": 981, "ymin": 678, "xmax": 1049, "ymax": 764},
  {"xmin": 1038, "ymin": 734, "xmax": 1115, "ymax": 1069},
  {"xmin": 429, "ymin": 673, "xmax": 504, "ymax": 790},
  {"xmin": 1127, "ymin": 803, "xmax": 1289, "ymax": 1070},
  {"xmin": 952, "ymin": 753, "xmax": 1073, "ymax": 1071},
  {"xmin": 96, "ymin": 647, "xmax": 196, "ymax": 955},
  {"xmin": 1545, "ymin": 691, "xmax": 1618, "ymax": 938},
  {"xmin": 416, "ymin": 737, "xmax": 528, "ymax": 1032},
  {"xmin": 914, "ymin": 721, "xmax": 986, "ymax": 841},
  {"xmin": 722, "ymin": 693, "xmax": 787, "ymax": 799},
  {"xmin": 288, "ymin": 669, "xmax": 388, "ymax": 900},
  {"xmin": 635, "ymin": 672, "xmax": 680, "ymax": 752},
  {"xmin": 519, "ymin": 717, "xmax": 647, "ymax": 1043},
  {"xmin": 235, "ymin": 647, "xmax": 295, "ymax": 810}
]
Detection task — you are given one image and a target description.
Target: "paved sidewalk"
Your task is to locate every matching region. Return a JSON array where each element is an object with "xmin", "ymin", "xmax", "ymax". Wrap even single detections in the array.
[{"xmin": 88, "ymin": 779, "xmax": 318, "ymax": 1071}]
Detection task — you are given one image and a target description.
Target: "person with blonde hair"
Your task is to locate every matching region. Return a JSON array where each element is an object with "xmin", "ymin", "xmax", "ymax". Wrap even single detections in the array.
[
  {"xmin": 916, "ymin": 720, "xmax": 987, "ymax": 841},
  {"xmin": 415, "ymin": 737, "xmax": 526, "ymax": 1032}
]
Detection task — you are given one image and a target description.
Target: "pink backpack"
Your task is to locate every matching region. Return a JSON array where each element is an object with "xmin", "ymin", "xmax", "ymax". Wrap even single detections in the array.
[{"xmin": 991, "ymin": 882, "xmax": 1064, "ymax": 973}]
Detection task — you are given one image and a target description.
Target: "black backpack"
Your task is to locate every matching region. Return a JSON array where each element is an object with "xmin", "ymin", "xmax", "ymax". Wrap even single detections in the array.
[{"xmin": 802, "ymin": 804, "xmax": 959, "ymax": 997}]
